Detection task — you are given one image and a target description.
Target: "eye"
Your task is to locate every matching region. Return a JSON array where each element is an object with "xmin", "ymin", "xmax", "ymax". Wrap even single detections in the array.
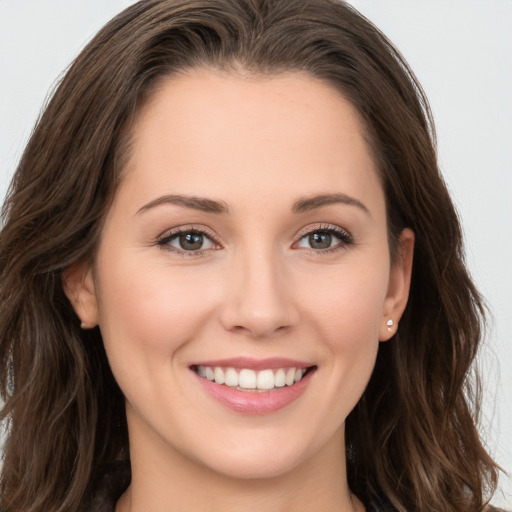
[
  {"xmin": 295, "ymin": 226, "xmax": 352, "ymax": 251},
  {"xmin": 159, "ymin": 229, "xmax": 216, "ymax": 252}
]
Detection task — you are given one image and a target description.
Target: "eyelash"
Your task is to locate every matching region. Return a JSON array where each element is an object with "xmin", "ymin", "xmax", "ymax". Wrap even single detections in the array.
[
  {"xmin": 294, "ymin": 224, "xmax": 353, "ymax": 254},
  {"xmin": 157, "ymin": 226, "xmax": 220, "ymax": 256},
  {"xmin": 156, "ymin": 224, "xmax": 353, "ymax": 256}
]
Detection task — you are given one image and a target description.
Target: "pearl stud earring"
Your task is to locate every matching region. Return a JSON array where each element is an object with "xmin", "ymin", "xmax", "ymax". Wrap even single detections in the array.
[{"xmin": 386, "ymin": 319, "xmax": 394, "ymax": 332}]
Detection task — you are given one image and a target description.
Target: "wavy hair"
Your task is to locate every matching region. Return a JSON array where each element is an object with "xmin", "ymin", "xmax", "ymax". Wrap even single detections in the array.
[{"xmin": 0, "ymin": 1, "xmax": 500, "ymax": 510}]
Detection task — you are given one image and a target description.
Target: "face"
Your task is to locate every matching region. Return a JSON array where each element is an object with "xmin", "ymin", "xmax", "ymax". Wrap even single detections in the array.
[{"xmin": 65, "ymin": 69, "xmax": 413, "ymax": 481}]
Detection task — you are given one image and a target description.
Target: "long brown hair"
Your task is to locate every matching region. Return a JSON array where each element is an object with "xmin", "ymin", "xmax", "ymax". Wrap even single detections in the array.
[{"xmin": 0, "ymin": 1, "xmax": 500, "ymax": 510}]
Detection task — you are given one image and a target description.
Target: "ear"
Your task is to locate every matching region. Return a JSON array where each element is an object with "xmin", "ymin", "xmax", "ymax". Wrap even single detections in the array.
[
  {"xmin": 379, "ymin": 228, "xmax": 414, "ymax": 341},
  {"xmin": 62, "ymin": 261, "xmax": 99, "ymax": 329}
]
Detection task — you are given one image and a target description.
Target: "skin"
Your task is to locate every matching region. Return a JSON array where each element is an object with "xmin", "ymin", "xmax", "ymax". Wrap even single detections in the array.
[{"xmin": 64, "ymin": 69, "xmax": 414, "ymax": 512}]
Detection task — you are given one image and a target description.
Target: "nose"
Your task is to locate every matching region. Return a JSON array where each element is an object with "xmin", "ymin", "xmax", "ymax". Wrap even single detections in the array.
[{"xmin": 219, "ymin": 247, "xmax": 299, "ymax": 339}]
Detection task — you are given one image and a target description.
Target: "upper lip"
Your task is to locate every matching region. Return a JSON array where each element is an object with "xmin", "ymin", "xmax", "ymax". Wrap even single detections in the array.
[{"xmin": 190, "ymin": 357, "xmax": 315, "ymax": 371}]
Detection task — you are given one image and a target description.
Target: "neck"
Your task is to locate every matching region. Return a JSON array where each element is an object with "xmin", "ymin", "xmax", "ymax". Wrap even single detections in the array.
[{"xmin": 117, "ymin": 421, "xmax": 363, "ymax": 512}]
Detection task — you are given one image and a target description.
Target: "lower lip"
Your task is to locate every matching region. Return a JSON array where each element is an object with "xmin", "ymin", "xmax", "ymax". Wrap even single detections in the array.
[{"xmin": 193, "ymin": 370, "xmax": 314, "ymax": 414}]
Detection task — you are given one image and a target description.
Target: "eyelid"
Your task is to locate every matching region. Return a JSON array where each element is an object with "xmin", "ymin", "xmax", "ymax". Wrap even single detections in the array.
[
  {"xmin": 155, "ymin": 222, "xmax": 352, "ymax": 255},
  {"xmin": 294, "ymin": 223, "xmax": 352, "ymax": 241},
  {"xmin": 156, "ymin": 225, "xmax": 222, "ymax": 255},
  {"xmin": 292, "ymin": 223, "xmax": 353, "ymax": 251}
]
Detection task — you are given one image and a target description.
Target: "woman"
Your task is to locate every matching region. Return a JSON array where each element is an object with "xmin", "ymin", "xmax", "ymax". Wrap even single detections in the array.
[{"xmin": 0, "ymin": 0, "xmax": 504, "ymax": 511}]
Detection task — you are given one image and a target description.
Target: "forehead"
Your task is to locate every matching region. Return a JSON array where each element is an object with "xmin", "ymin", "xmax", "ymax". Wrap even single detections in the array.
[{"xmin": 119, "ymin": 69, "xmax": 383, "ymax": 214}]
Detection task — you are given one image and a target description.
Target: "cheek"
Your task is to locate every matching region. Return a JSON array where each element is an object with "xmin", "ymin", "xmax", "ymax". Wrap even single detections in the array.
[
  {"xmin": 296, "ymin": 258, "xmax": 389, "ymax": 344},
  {"xmin": 294, "ymin": 257, "xmax": 387, "ymax": 401},
  {"xmin": 287, "ymin": 259, "xmax": 388, "ymax": 432},
  {"xmin": 94, "ymin": 254, "xmax": 220, "ymax": 373}
]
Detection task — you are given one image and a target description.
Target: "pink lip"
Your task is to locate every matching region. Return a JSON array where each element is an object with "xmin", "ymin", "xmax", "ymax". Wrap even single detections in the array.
[
  {"xmin": 190, "ymin": 356, "xmax": 313, "ymax": 371},
  {"xmin": 191, "ymin": 364, "xmax": 316, "ymax": 415}
]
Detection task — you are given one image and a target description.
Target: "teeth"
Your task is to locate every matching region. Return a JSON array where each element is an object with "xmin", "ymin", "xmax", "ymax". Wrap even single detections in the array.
[
  {"xmin": 239, "ymin": 369, "xmax": 257, "ymax": 389},
  {"xmin": 195, "ymin": 365, "xmax": 309, "ymax": 390},
  {"xmin": 224, "ymin": 367, "xmax": 239, "ymax": 387},
  {"xmin": 214, "ymin": 367, "xmax": 225, "ymax": 385},
  {"xmin": 285, "ymin": 368, "xmax": 296, "ymax": 386},
  {"xmin": 274, "ymin": 368, "xmax": 286, "ymax": 387},
  {"xmin": 205, "ymin": 366, "xmax": 215, "ymax": 381},
  {"xmin": 257, "ymin": 369, "xmax": 274, "ymax": 390}
]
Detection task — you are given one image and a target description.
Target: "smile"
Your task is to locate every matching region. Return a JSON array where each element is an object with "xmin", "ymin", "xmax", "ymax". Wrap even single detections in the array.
[
  {"xmin": 190, "ymin": 358, "xmax": 317, "ymax": 414},
  {"xmin": 193, "ymin": 365, "xmax": 310, "ymax": 391}
]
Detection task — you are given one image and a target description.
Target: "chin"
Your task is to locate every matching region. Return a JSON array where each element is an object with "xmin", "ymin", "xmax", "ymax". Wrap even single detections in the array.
[
  {"xmin": 202, "ymin": 453, "xmax": 304, "ymax": 481},
  {"xmin": 187, "ymin": 431, "xmax": 323, "ymax": 481}
]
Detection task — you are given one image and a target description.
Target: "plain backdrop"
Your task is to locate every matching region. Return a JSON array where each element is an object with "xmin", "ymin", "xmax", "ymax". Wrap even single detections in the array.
[{"xmin": 0, "ymin": 0, "xmax": 510, "ymax": 508}]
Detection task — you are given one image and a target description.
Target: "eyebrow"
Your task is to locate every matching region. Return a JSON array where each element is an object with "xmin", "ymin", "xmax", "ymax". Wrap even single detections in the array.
[
  {"xmin": 136, "ymin": 194, "xmax": 229, "ymax": 215},
  {"xmin": 136, "ymin": 192, "xmax": 370, "ymax": 216},
  {"xmin": 292, "ymin": 193, "xmax": 371, "ymax": 215}
]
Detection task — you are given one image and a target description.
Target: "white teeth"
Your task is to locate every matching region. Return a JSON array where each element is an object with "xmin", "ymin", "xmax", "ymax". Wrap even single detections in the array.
[
  {"xmin": 238, "ymin": 369, "xmax": 257, "ymax": 389},
  {"xmin": 285, "ymin": 368, "xmax": 296, "ymax": 386},
  {"xmin": 195, "ymin": 365, "xmax": 310, "ymax": 390},
  {"xmin": 214, "ymin": 367, "xmax": 225, "ymax": 385},
  {"xmin": 274, "ymin": 368, "xmax": 286, "ymax": 387},
  {"xmin": 256, "ymin": 369, "xmax": 275, "ymax": 390},
  {"xmin": 224, "ymin": 367, "xmax": 239, "ymax": 387}
]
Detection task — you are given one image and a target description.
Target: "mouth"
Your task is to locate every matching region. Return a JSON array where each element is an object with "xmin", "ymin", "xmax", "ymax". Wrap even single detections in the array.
[
  {"xmin": 191, "ymin": 364, "xmax": 317, "ymax": 392},
  {"xmin": 189, "ymin": 357, "xmax": 317, "ymax": 414}
]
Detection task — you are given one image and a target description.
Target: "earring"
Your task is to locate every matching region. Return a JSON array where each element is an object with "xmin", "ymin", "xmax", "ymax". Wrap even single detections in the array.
[
  {"xmin": 386, "ymin": 319, "xmax": 394, "ymax": 332},
  {"xmin": 80, "ymin": 321, "xmax": 94, "ymax": 329}
]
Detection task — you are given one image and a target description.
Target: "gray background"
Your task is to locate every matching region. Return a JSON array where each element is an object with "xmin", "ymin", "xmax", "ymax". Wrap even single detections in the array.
[{"xmin": 0, "ymin": 0, "xmax": 510, "ymax": 507}]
